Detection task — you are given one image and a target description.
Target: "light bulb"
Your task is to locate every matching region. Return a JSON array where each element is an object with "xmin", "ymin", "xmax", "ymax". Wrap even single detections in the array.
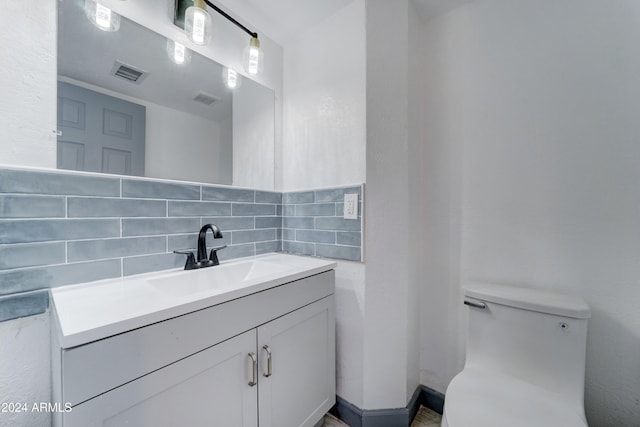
[
  {"xmin": 167, "ymin": 39, "xmax": 191, "ymax": 65},
  {"xmin": 223, "ymin": 67, "xmax": 241, "ymax": 89},
  {"xmin": 85, "ymin": 0, "xmax": 120, "ymax": 32},
  {"xmin": 185, "ymin": 2, "xmax": 212, "ymax": 46},
  {"xmin": 243, "ymin": 37, "xmax": 263, "ymax": 75}
]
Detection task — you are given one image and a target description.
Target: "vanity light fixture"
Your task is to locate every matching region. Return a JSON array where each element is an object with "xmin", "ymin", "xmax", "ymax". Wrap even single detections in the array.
[
  {"xmin": 175, "ymin": 0, "xmax": 263, "ymax": 75},
  {"xmin": 243, "ymin": 36, "xmax": 263, "ymax": 75},
  {"xmin": 184, "ymin": 0, "xmax": 212, "ymax": 45},
  {"xmin": 166, "ymin": 39, "xmax": 192, "ymax": 65},
  {"xmin": 85, "ymin": 0, "xmax": 121, "ymax": 32}
]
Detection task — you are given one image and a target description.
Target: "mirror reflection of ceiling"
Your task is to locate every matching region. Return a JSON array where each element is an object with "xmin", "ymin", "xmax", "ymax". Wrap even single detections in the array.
[{"xmin": 58, "ymin": 0, "xmax": 232, "ymax": 122}]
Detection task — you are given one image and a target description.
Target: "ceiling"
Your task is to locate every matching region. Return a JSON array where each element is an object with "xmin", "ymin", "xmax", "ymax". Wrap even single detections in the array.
[{"xmin": 216, "ymin": 0, "xmax": 475, "ymax": 45}]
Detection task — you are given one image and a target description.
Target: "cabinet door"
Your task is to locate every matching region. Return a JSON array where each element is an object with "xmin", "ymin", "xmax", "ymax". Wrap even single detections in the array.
[
  {"xmin": 258, "ymin": 296, "xmax": 335, "ymax": 427},
  {"xmin": 65, "ymin": 329, "xmax": 258, "ymax": 427}
]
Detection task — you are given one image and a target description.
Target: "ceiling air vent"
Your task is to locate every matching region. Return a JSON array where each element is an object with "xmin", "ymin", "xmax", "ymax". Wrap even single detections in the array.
[
  {"xmin": 111, "ymin": 61, "xmax": 148, "ymax": 84},
  {"xmin": 193, "ymin": 92, "xmax": 220, "ymax": 106}
]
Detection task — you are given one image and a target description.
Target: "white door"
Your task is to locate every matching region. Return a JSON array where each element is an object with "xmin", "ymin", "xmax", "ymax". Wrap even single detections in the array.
[
  {"xmin": 65, "ymin": 330, "xmax": 258, "ymax": 427},
  {"xmin": 258, "ymin": 296, "xmax": 336, "ymax": 427}
]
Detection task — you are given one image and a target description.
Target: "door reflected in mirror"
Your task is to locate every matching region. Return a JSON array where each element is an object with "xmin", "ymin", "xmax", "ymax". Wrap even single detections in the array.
[{"xmin": 57, "ymin": 0, "xmax": 275, "ymax": 189}]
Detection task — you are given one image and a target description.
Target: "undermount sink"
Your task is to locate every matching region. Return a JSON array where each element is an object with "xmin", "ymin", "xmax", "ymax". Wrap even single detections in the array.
[{"xmin": 150, "ymin": 257, "xmax": 297, "ymax": 296}]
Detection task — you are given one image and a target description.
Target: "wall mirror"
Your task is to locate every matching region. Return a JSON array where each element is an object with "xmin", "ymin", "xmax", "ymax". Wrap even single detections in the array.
[{"xmin": 57, "ymin": 0, "xmax": 275, "ymax": 189}]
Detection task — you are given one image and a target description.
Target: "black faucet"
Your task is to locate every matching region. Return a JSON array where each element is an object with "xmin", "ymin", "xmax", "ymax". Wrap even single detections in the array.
[
  {"xmin": 173, "ymin": 223, "xmax": 226, "ymax": 270},
  {"xmin": 197, "ymin": 223, "xmax": 226, "ymax": 266}
]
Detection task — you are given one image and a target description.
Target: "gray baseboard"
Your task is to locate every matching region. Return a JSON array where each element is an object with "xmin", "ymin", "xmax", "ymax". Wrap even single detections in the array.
[
  {"xmin": 420, "ymin": 385, "xmax": 445, "ymax": 415},
  {"xmin": 331, "ymin": 385, "xmax": 435, "ymax": 427}
]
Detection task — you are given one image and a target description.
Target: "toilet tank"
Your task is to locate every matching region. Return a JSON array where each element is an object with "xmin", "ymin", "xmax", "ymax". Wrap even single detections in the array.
[{"xmin": 463, "ymin": 283, "xmax": 590, "ymax": 405}]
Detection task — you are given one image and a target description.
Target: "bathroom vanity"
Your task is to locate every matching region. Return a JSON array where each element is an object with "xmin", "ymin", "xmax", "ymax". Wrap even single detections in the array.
[{"xmin": 50, "ymin": 254, "xmax": 336, "ymax": 427}]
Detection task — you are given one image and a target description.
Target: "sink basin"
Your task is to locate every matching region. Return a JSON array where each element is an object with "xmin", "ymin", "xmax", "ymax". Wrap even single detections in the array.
[
  {"xmin": 150, "ymin": 258, "xmax": 296, "ymax": 296},
  {"xmin": 50, "ymin": 253, "xmax": 337, "ymax": 348}
]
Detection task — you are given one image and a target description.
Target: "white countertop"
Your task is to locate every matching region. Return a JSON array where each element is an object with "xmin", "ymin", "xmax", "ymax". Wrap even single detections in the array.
[{"xmin": 50, "ymin": 253, "xmax": 336, "ymax": 348}]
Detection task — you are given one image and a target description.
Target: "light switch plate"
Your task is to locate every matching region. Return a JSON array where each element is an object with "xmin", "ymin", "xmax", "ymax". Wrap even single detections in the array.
[{"xmin": 344, "ymin": 193, "xmax": 358, "ymax": 220}]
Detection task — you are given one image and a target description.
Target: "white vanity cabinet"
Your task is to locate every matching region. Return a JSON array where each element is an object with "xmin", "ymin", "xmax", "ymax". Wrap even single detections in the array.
[
  {"xmin": 258, "ymin": 296, "xmax": 335, "ymax": 427},
  {"xmin": 65, "ymin": 329, "xmax": 259, "ymax": 427},
  {"xmin": 51, "ymin": 262, "xmax": 335, "ymax": 427}
]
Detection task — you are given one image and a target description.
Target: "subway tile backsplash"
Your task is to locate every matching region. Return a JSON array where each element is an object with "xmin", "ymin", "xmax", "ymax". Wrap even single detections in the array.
[
  {"xmin": 0, "ymin": 168, "xmax": 363, "ymax": 322},
  {"xmin": 281, "ymin": 185, "xmax": 363, "ymax": 263}
]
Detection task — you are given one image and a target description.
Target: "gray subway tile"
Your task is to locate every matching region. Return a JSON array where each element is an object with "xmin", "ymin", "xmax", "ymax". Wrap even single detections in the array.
[
  {"xmin": 0, "ymin": 195, "xmax": 65, "ymax": 218},
  {"xmin": 0, "ymin": 243, "xmax": 66, "ymax": 270},
  {"xmin": 0, "ymin": 219, "xmax": 120, "ymax": 244},
  {"xmin": 122, "ymin": 179, "xmax": 200, "ymax": 200},
  {"xmin": 295, "ymin": 203, "xmax": 336, "ymax": 217},
  {"xmin": 202, "ymin": 187, "xmax": 254, "ymax": 202},
  {"xmin": 283, "ymin": 191, "xmax": 315, "ymax": 204},
  {"xmin": 201, "ymin": 217, "xmax": 254, "ymax": 231},
  {"xmin": 283, "ymin": 205, "xmax": 295, "ymax": 216},
  {"xmin": 255, "ymin": 191, "xmax": 282, "ymax": 204},
  {"xmin": 337, "ymin": 232, "xmax": 362, "ymax": 247},
  {"xmin": 282, "ymin": 217, "xmax": 314, "ymax": 229},
  {"xmin": 122, "ymin": 218, "xmax": 200, "ymax": 237},
  {"xmin": 315, "ymin": 217, "xmax": 361, "ymax": 231},
  {"xmin": 168, "ymin": 234, "xmax": 198, "ymax": 251},
  {"xmin": 316, "ymin": 244, "xmax": 361, "ymax": 262},
  {"xmin": 282, "ymin": 241, "xmax": 315, "ymax": 256},
  {"xmin": 0, "ymin": 169, "xmax": 119, "ymax": 197},
  {"xmin": 276, "ymin": 204, "xmax": 283, "ymax": 216},
  {"xmin": 232, "ymin": 203, "xmax": 275, "ymax": 216},
  {"xmin": 0, "ymin": 290, "xmax": 49, "ymax": 322},
  {"xmin": 276, "ymin": 228, "xmax": 282, "ymax": 240},
  {"xmin": 168, "ymin": 201, "xmax": 231, "ymax": 217},
  {"xmin": 0, "ymin": 259, "xmax": 121, "ymax": 295},
  {"xmin": 169, "ymin": 233, "xmax": 231, "ymax": 252},
  {"xmin": 256, "ymin": 216, "xmax": 282, "ymax": 229},
  {"xmin": 232, "ymin": 229, "xmax": 276, "ymax": 245},
  {"xmin": 218, "ymin": 244, "xmax": 255, "ymax": 262},
  {"xmin": 206, "ymin": 234, "xmax": 232, "ymax": 248},
  {"xmin": 68, "ymin": 198, "xmax": 166, "ymax": 218},
  {"xmin": 315, "ymin": 186, "xmax": 362, "ymax": 202},
  {"xmin": 123, "ymin": 253, "xmax": 184, "ymax": 276},
  {"xmin": 256, "ymin": 240, "xmax": 281, "ymax": 255},
  {"xmin": 296, "ymin": 230, "xmax": 336, "ymax": 244},
  {"xmin": 68, "ymin": 237, "xmax": 166, "ymax": 262},
  {"xmin": 282, "ymin": 228, "xmax": 296, "ymax": 241}
]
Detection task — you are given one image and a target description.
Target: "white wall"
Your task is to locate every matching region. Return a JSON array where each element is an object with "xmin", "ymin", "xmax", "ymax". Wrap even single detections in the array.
[
  {"xmin": 333, "ymin": 260, "xmax": 366, "ymax": 408},
  {"xmin": 363, "ymin": 0, "xmax": 418, "ymax": 410},
  {"xmin": 420, "ymin": 1, "xmax": 640, "ymax": 425},
  {"xmin": 0, "ymin": 0, "xmax": 56, "ymax": 169},
  {"xmin": 0, "ymin": 3, "xmax": 56, "ymax": 424},
  {"xmin": 281, "ymin": 0, "xmax": 366, "ymax": 191},
  {"xmin": 0, "ymin": 314, "xmax": 51, "ymax": 427}
]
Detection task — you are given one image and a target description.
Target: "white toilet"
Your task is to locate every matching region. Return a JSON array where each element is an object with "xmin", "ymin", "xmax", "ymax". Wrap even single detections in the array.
[{"xmin": 442, "ymin": 283, "xmax": 591, "ymax": 427}]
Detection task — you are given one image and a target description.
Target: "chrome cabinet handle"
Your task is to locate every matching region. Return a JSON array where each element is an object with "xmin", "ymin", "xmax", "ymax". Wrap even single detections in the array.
[
  {"xmin": 248, "ymin": 352, "xmax": 257, "ymax": 386},
  {"xmin": 464, "ymin": 299, "xmax": 487, "ymax": 309},
  {"xmin": 262, "ymin": 345, "xmax": 272, "ymax": 377}
]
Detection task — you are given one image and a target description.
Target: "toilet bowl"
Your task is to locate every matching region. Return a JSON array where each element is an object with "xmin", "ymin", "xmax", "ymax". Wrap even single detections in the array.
[{"xmin": 442, "ymin": 283, "xmax": 590, "ymax": 427}]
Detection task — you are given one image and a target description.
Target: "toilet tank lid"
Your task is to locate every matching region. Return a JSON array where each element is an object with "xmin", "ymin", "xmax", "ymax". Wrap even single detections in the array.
[{"xmin": 464, "ymin": 283, "xmax": 591, "ymax": 319}]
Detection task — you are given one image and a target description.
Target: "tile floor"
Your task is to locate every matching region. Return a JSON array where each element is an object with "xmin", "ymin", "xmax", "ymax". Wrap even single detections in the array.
[{"xmin": 322, "ymin": 405, "xmax": 441, "ymax": 427}]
